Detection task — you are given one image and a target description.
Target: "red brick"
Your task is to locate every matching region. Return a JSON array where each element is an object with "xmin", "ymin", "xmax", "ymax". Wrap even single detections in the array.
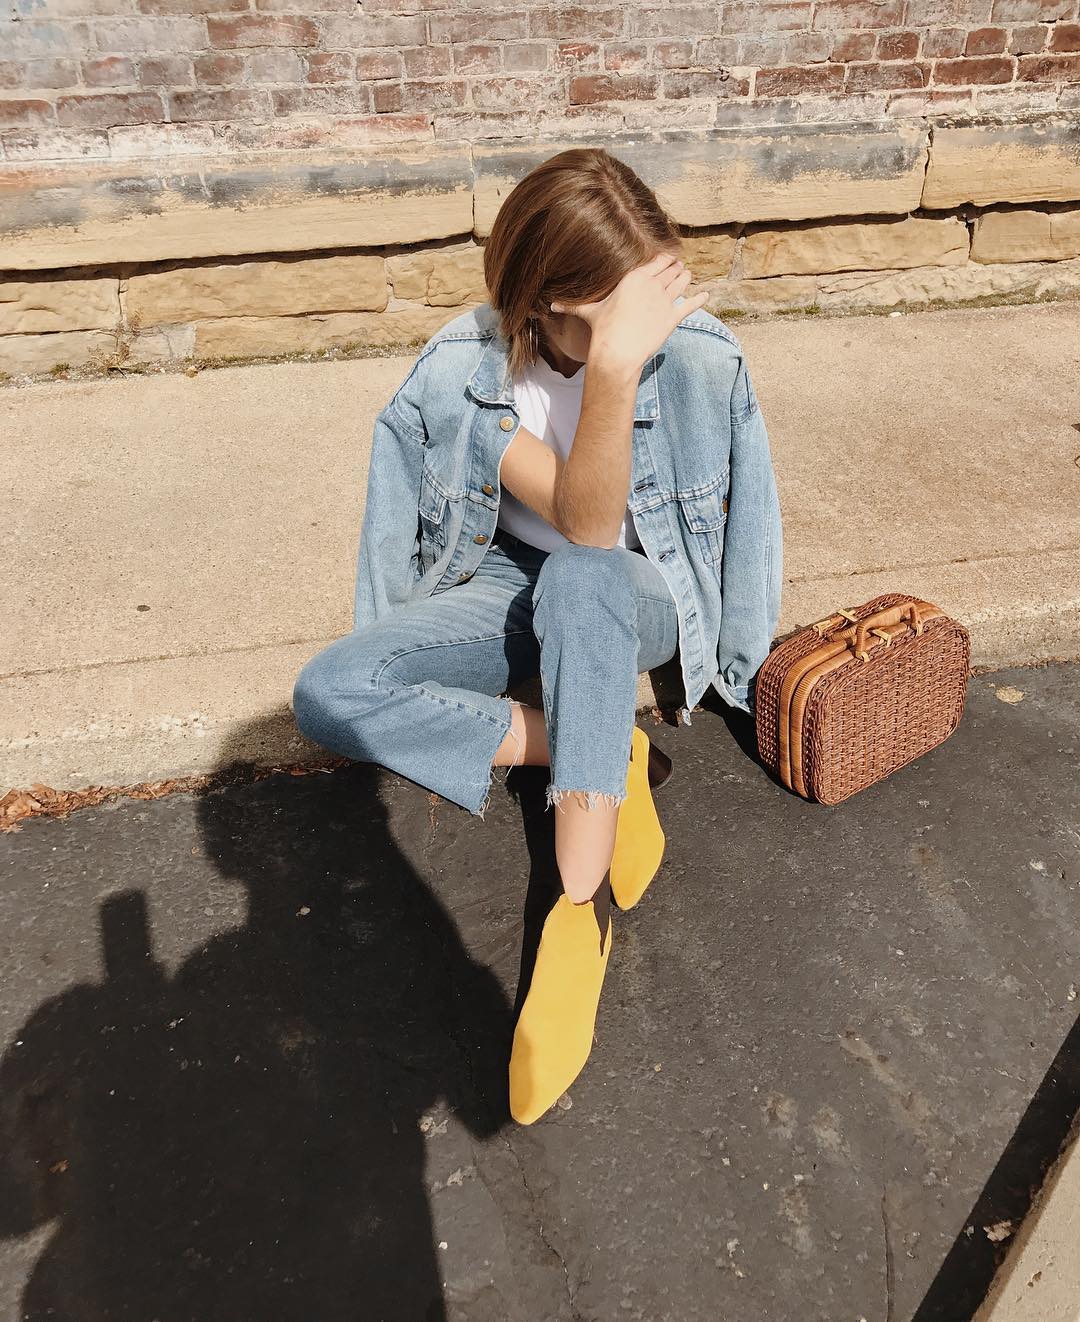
[
  {"xmin": 193, "ymin": 52, "xmax": 245, "ymax": 85},
  {"xmin": 245, "ymin": 48, "xmax": 302, "ymax": 83},
  {"xmin": 1049, "ymin": 22, "xmax": 1080, "ymax": 50},
  {"xmin": 626, "ymin": 5, "xmax": 717, "ymax": 38},
  {"xmin": 696, "ymin": 36, "xmax": 742, "ymax": 63},
  {"xmin": 138, "ymin": 0, "xmax": 248, "ymax": 11},
  {"xmin": 0, "ymin": 97, "xmax": 53, "ymax": 128},
  {"xmin": 784, "ymin": 30, "xmax": 831, "ymax": 60},
  {"xmin": 1, "ymin": 21, "xmax": 93, "ymax": 59},
  {"xmin": 304, "ymin": 51, "xmax": 354, "ymax": 82},
  {"xmin": 207, "ymin": 14, "xmax": 318, "ymax": 48},
  {"xmin": 1018, "ymin": 49, "xmax": 1080, "ymax": 75},
  {"xmin": 965, "ymin": 26, "xmax": 1008, "ymax": 53},
  {"xmin": 886, "ymin": 86, "xmax": 973, "ymax": 112},
  {"xmin": 754, "ymin": 62, "xmax": 845, "ymax": 94},
  {"xmin": 467, "ymin": 76, "xmax": 542, "ymax": 110},
  {"xmin": 921, "ymin": 27, "xmax": 966, "ymax": 56},
  {"xmin": 603, "ymin": 42, "xmax": 650, "ymax": 70},
  {"xmin": 831, "ymin": 31, "xmax": 876, "ymax": 60},
  {"xmin": 503, "ymin": 42, "xmax": 550, "ymax": 72},
  {"xmin": 82, "ymin": 55, "xmax": 136, "ymax": 87},
  {"xmin": 737, "ymin": 34, "xmax": 786, "ymax": 63},
  {"xmin": 55, "ymin": 91, "xmax": 165, "ymax": 127},
  {"xmin": 663, "ymin": 69, "xmax": 750, "ymax": 96},
  {"xmin": 528, "ymin": 7, "xmax": 626, "ymax": 39},
  {"xmin": 1008, "ymin": 24, "xmax": 1048, "ymax": 51},
  {"xmin": 452, "ymin": 43, "xmax": 503, "ymax": 74},
  {"xmin": 654, "ymin": 40, "xmax": 695, "ymax": 67},
  {"xmin": 0, "ymin": 58, "xmax": 78, "ymax": 89},
  {"xmin": 271, "ymin": 84, "xmax": 371, "ymax": 114},
  {"xmin": 876, "ymin": 30, "xmax": 921, "ymax": 59},
  {"xmin": 138, "ymin": 54, "xmax": 193, "ymax": 85},
  {"xmin": 168, "ymin": 87, "xmax": 272, "ymax": 119},
  {"xmin": 90, "ymin": 18, "xmax": 205, "ymax": 54},
  {"xmin": 395, "ymin": 78, "xmax": 467, "ymax": 111},
  {"xmin": 812, "ymin": 0, "xmax": 905, "ymax": 29},
  {"xmin": 255, "ymin": 0, "xmax": 355, "ymax": 8},
  {"xmin": 845, "ymin": 58, "xmax": 930, "ymax": 88},
  {"xmin": 552, "ymin": 38, "xmax": 602, "ymax": 68},
  {"xmin": 355, "ymin": 50, "xmax": 403, "ymax": 80},
  {"xmin": 932, "ymin": 54, "xmax": 1015, "ymax": 81},
  {"xmin": 990, "ymin": 0, "xmax": 1070, "ymax": 18},
  {"xmin": 401, "ymin": 45, "xmax": 453, "ymax": 77},
  {"xmin": 427, "ymin": 11, "xmax": 528, "ymax": 42},
  {"xmin": 371, "ymin": 80, "xmax": 403, "ymax": 112},
  {"xmin": 568, "ymin": 72, "xmax": 660, "ymax": 103},
  {"xmin": 721, "ymin": 2, "xmax": 811, "ymax": 32}
]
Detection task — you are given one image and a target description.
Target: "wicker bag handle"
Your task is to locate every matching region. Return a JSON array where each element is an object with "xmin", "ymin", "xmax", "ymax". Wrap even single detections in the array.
[{"xmin": 811, "ymin": 599, "xmax": 945, "ymax": 662}]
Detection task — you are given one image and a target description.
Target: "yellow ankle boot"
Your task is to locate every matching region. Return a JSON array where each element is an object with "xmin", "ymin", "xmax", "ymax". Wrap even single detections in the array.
[
  {"xmin": 509, "ymin": 884, "xmax": 612, "ymax": 1125},
  {"xmin": 609, "ymin": 725, "xmax": 673, "ymax": 911}
]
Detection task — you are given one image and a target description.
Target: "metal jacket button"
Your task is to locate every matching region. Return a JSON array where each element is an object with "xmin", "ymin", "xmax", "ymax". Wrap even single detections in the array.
[
  {"xmin": 473, "ymin": 533, "xmax": 488, "ymax": 544},
  {"xmin": 481, "ymin": 483, "xmax": 495, "ymax": 496},
  {"xmin": 499, "ymin": 416, "xmax": 515, "ymax": 431},
  {"xmin": 457, "ymin": 572, "xmax": 472, "ymax": 583}
]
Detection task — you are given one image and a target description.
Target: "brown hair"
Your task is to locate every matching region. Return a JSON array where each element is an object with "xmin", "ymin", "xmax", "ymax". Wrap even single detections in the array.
[{"xmin": 482, "ymin": 146, "xmax": 684, "ymax": 379}]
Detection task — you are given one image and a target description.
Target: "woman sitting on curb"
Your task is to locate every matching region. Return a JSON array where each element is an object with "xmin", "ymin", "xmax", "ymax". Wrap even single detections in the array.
[{"xmin": 293, "ymin": 146, "xmax": 783, "ymax": 1125}]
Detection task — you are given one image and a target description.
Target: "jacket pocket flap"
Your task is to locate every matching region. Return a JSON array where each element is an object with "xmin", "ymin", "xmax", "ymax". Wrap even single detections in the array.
[{"xmin": 676, "ymin": 486, "xmax": 728, "ymax": 533}]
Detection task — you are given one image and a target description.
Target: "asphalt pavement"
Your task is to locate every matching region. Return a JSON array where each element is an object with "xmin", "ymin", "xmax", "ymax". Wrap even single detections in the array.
[{"xmin": 1, "ymin": 662, "xmax": 1078, "ymax": 1322}]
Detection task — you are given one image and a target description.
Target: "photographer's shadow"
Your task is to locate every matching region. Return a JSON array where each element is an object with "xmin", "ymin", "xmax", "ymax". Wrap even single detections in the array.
[{"xmin": 0, "ymin": 716, "xmax": 512, "ymax": 1322}]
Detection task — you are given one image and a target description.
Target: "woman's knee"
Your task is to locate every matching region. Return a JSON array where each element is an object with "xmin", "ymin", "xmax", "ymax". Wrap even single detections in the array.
[
  {"xmin": 292, "ymin": 635, "xmax": 378, "ymax": 742},
  {"xmin": 535, "ymin": 541, "xmax": 632, "ymax": 603}
]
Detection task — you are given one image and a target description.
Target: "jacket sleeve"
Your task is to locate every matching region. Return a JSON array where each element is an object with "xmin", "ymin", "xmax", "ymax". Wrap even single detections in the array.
[
  {"xmin": 713, "ymin": 353, "xmax": 783, "ymax": 714},
  {"xmin": 353, "ymin": 363, "xmax": 429, "ymax": 632}
]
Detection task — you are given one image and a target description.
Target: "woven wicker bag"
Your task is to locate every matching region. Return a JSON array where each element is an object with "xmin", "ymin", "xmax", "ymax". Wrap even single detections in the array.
[{"xmin": 755, "ymin": 593, "xmax": 971, "ymax": 805}]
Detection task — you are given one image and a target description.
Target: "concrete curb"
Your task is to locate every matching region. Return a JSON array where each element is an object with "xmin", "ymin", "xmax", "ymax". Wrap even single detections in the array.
[{"xmin": 973, "ymin": 1122, "xmax": 1080, "ymax": 1322}]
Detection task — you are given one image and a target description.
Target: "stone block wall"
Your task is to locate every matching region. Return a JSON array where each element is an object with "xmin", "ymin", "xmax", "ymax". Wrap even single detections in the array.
[
  {"xmin": 0, "ymin": 0, "xmax": 1078, "ymax": 164},
  {"xmin": 3, "ymin": 194, "xmax": 1080, "ymax": 378}
]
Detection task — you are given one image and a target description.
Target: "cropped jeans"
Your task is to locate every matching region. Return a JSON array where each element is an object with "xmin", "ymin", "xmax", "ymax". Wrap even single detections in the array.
[{"xmin": 292, "ymin": 529, "xmax": 680, "ymax": 817}]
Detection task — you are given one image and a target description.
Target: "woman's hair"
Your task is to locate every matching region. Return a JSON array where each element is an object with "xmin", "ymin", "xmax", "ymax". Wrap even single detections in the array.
[{"xmin": 482, "ymin": 146, "xmax": 684, "ymax": 379}]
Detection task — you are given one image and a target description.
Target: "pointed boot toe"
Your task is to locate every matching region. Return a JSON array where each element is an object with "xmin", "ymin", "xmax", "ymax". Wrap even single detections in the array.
[{"xmin": 509, "ymin": 887, "xmax": 613, "ymax": 1125}]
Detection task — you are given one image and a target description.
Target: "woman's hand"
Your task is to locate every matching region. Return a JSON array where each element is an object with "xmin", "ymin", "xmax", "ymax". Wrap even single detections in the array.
[{"xmin": 550, "ymin": 252, "xmax": 711, "ymax": 372}]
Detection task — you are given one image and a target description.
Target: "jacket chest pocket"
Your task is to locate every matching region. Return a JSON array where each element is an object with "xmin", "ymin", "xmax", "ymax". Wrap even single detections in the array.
[
  {"xmin": 418, "ymin": 468, "xmax": 449, "ymax": 571},
  {"xmin": 676, "ymin": 484, "xmax": 728, "ymax": 566}
]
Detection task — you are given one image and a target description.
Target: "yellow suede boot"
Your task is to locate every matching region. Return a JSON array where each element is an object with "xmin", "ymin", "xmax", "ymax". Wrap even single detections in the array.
[
  {"xmin": 509, "ymin": 883, "xmax": 612, "ymax": 1126},
  {"xmin": 609, "ymin": 725, "xmax": 673, "ymax": 911}
]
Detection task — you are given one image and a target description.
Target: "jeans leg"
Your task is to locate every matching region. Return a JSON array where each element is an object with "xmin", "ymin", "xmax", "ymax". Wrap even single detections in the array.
[
  {"xmin": 530, "ymin": 543, "xmax": 679, "ymax": 810},
  {"xmin": 293, "ymin": 542, "xmax": 544, "ymax": 816}
]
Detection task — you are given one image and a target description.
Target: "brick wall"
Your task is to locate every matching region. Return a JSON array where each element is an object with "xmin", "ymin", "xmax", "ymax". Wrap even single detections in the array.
[{"xmin": 1, "ymin": 0, "xmax": 1078, "ymax": 164}]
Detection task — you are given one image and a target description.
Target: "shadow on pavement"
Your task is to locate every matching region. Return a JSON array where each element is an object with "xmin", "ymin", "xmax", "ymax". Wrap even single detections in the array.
[{"xmin": 0, "ymin": 717, "xmax": 514, "ymax": 1322}]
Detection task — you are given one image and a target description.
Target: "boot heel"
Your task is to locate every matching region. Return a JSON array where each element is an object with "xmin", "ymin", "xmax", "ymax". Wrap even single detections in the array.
[{"xmin": 647, "ymin": 743, "xmax": 674, "ymax": 791}]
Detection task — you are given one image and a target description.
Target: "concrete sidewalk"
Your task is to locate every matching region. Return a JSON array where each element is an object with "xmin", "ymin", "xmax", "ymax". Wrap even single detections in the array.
[{"xmin": 2, "ymin": 301, "xmax": 1079, "ymax": 791}]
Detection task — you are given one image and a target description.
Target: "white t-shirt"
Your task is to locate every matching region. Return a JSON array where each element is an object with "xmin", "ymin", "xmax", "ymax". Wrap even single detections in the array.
[{"xmin": 497, "ymin": 352, "xmax": 641, "ymax": 554}]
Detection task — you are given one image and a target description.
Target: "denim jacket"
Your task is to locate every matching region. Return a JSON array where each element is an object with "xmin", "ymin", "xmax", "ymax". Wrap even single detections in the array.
[{"xmin": 354, "ymin": 301, "xmax": 783, "ymax": 721}]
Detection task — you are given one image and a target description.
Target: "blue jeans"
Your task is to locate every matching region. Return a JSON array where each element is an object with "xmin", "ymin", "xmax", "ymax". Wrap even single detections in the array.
[{"xmin": 292, "ymin": 530, "xmax": 680, "ymax": 817}]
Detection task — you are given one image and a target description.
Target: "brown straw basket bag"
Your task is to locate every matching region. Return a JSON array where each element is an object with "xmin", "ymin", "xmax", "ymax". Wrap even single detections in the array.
[{"xmin": 755, "ymin": 594, "xmax": 971, "ymax": 805}]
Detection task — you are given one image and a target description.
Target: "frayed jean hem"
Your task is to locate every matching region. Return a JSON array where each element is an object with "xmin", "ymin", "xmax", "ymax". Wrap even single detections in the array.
[{"xmin": 545, "ymin": 784, "xmax": 627, "ymax": 813}]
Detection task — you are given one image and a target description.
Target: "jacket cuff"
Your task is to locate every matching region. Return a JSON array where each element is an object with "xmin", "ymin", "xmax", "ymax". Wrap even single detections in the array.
[{"xmin": 711, "ymin": 672, "xmax": 751, "ymax": 714}]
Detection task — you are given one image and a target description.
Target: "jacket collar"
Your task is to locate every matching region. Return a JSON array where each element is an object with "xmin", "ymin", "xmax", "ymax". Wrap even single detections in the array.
[{"xmin": 466, "ymin": 319, "xmax": 661, "ymax": 423}]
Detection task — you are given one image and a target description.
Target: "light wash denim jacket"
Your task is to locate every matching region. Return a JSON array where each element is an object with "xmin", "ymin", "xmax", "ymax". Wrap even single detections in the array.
[{"xmin": 354, "ymin": 300, "xmax": 783, "ymax": 721}]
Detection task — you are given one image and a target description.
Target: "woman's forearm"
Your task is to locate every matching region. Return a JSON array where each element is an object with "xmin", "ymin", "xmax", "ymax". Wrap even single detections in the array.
[{"xmin": 552, "ymin": 351, "xmax": 640, "ymax": 548}]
